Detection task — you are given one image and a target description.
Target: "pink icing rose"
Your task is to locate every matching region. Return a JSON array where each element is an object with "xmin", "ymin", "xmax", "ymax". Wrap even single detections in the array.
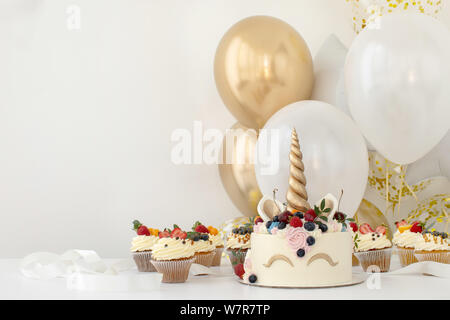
[{"xmin": 286, "ymin": 227, "xmax": 308, "ymax": 251}]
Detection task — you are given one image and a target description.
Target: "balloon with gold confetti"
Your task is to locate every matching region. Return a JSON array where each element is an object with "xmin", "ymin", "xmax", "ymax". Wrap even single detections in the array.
[
  {"xmin": 346, "ymin": 0, "xmax": 444, "ymax": 33},
  {"xmin": 362, "ymin": 151, "xmax": 450, "ymax": 232}
]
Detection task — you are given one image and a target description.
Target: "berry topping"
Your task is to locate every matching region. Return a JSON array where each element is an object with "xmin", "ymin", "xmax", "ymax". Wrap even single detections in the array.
[
  {"xmin": 294, "ymin": 212, "xmax": 304, "ymax": 219},
  {"xmin": 296, "ymin": 248, "xmax": 305, "ymax": 257},
  {"xmin": 171, "ymin": 228, "xmax": 187, "ymax": 239},
  {"xmin": 266, "ymin": 221, "xmax": 272, "ymax": 229},
  {"xmin": 410, "ymin": 221, "xmax": 423, "ymax": 233},
  {"xmin": 306, "ymin": 236, "xmax": 315, "ymax": 246},
  {"xmin": 248, "ymin": 274, "xmax": 257, "ymax": 283},
  {"xmin": 158, "ymin": 230, "xmax": 170, "ymax": 238},
  {"xmin": 349, "ymin": 222, "xmax": 358, "ymax": 232},
  {"xmin": 200, "ymin": 234, "xmax": 209, "ymax": 241},
  {"xmin": 318, "ymin": 223, "xmax": 328, "ymax": 232},
  {"xmin": 278, "ymin": 222, "xmax": 287, "ymax": 230},
  {"xmin": 304, "ymin": 209, "xmax": 317, "ymax": 222},
  {"xmin": 193, "ymin": 221, "xmax": 209, "ymax": 234},
  {"xmin": 272, "ymin": 216, "xmax": 279, "ymax": 222},
  {"xmin": 137, "ymin": 225, "xmax": 150, "ymax": 236},
  {"xmin": 375, "ymin": 225, "xmax": 387, "ymax": 235},
  {"xmin": 304, "ymin": 221, "xmax": 316, "ymax": 231},
  {"xmin": 278, "ymin": 211, "xmax": 291, "ymax": 223},
  {"xmin": 359, "ymin": 223, "xmax": 374, "ymax": 234},
  {"xmin": 254, "ymin": 216, "xmax": 264, "ymax": 224},
  {"xmin": 234, "ymin": 263, "xmax": 245, "ymax": 279},
  {"xmin": 333, "ymin": 211, "xmax": 346, "ymax": 222},
  {"xmin": 395, "ymin": 219, "xmax": 408, "ymax": 228},
  {"xmin": 132, "ymin": 220, "xmax": 151, "ymax": 236},
  {"xmin": 289, "ymin": 216, "xmax": 303, "ymax": 228}
]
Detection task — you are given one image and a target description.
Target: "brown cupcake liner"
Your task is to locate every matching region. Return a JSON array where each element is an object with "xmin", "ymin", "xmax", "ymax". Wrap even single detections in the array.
[
  {"xmin": 211, "ymin": 247, "xmax": 224, "ymax": 267},
  {"xmin": 226, "ymin": 248, "xmax": 248, "ymax": 266},
  {"xmin": 151, "ymin": 257, "xmax": 195, "ymax": 283},
  {"xmin": 193, "ymin": 251, "xmax": 215, "ymax": 267},
  {"xmin": 352, "ymin": 253, "xmax": 360, "ymax": 266},
  {"xmin": 354, "ymin": 247, "xmax": 392, "ymax": 272},
  {"xmin": 414, "ymin": 250, "xmax": 449, "ymax": 264},
  {"xmin": 132, "ymin": 251, "xmax": 157, "ymax": 272},
  {"xmin": 396, "ymin": 246, "xmax": 418, "ymax": 267}
]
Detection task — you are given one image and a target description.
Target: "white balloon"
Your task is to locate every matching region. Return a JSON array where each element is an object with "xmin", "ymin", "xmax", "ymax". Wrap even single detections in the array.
[
  {"xmin": 406, "ymin": 130, "xmax": 450, "ymax": 184},
  {"xmin": 345, "ymin": 14, "xmax": 450, "ymax": 165},
  {"xmin": 311, "ymin": 34, "xmax": 375, "ymax": 150},
  {"xmin": 255, "ymin": 101, "xmax": 368, "ymax": 216}
]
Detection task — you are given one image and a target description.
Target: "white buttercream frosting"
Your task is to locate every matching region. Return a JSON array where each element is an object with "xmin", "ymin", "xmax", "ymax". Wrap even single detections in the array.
[
  {"xmin": 151, "ymin": 237, "xmax": 196, "ymax": 260},
  {"xmin": 226, "ymin": 233, "xmax": 251, "ymax": 249},
  {"xmin": 192, "ymin": 238, "xmax": 215, "ymax": 253},
  {"xmin": 354, "ymin": 232, "xmax": 392, "ymax": 252},
  {"xmin": 209, "ymin": 234, "xmax": 224, "ymax": 247},
  {"xmin": 130, "ymin": 235, "xmax": 158, "ymax": 252},
  {"xmin": 414, "ymin": 233, "xmax": 449, "ymax": 251},
  {"xmin": 392, "ymin": 230, "xmax": 421, "ymax": 248}
]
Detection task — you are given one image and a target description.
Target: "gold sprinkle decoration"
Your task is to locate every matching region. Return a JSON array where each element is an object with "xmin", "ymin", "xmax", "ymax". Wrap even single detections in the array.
[{"xmin": 346, "ymin": 0, "xmax": 443, "ymax": 33}]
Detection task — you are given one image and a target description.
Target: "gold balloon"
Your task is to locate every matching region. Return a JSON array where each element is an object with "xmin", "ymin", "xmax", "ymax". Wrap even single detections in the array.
[
  {"xmin": 218, "ymin": 122, "xmax": 262, "ymax": 217},
  {"xmin": 214, "ymin": 16, "xmax": 314, "ymax": 129},
  {"xmin": 355, "ymin": 199, "xmax": 392, "ymax": 239}
]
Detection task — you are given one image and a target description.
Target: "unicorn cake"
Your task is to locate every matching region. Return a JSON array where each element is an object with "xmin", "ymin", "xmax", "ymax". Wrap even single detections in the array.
[{"xmin": 245, "ymin": 129, "xmax": 353, "ymax": 287}]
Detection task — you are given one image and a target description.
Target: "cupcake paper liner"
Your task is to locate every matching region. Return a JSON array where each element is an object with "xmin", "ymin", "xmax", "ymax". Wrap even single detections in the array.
[
  {"xmin": 354, "ymin": 247, "xmax": 392, "ymax": 272},
  {"xmin": 414, "ymin": 251, "xmax": 449, "ymax": 264},
  {"xmin": 396, "ymin": 246, "xmax": 418, "ymax": 267},
  {"xmin": 211, "ymin": 247, "xmax": 224, "ymax": 267},
  {"xmin": 194, "ymin": 251, "xmax": 215, "ymax": 267},
  {"xmin": 151, "ymin": 257, "xmax": 195, "ymax": 283},
  {"xmin": 352, "ymin": 253, "xmax": 360, "ymax": 266},
  {"xmin": 227, "ymin": 248, "xmax": 248, "ymax": 266},
  {"xmin": 132, "ymin": 251, "xmax": 157, "ymax": 272}
]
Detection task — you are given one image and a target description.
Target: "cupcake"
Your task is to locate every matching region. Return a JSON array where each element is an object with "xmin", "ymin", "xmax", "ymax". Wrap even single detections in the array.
[
  {"xmin": 392, "ymin": 219, "xmax": 422, "ymax": 266},
  {"xmin": 207, "ymin": 225, "xmax": 224, "ymax": 267},
  {"xmin": 130, "ymin": 220, "xmax": 159, "ymax": 272},
  {"xmin": 353, "ymin": 223, "xmax": 393, "ymax": 272},
  {"xmin": 348, "ymin": 222, "xmax": 360, "ymax": 266},
  {"xmin": 414, "ymin": 231, "xmax": 449, "ymax": 264},
  {"xmin": 226, "ymin": 225, "xmax": 252, "ymax": 267},
  {"xmin": 190, "ymin": 222, "xmax": 216, "ymax": 267},
  {"xmin": 150, "ymin": 226, "xmax": 196, "ymax": 283}
]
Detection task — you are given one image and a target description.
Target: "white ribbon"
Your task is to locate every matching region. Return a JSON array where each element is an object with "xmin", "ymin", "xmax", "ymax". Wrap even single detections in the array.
[
  {"xmin": 19, "ymin": 250, "xmax": 230, "ymax": 291},
  {"xmin": 387, "ymin": 261, "xmax": 450, "ymax": 278}
]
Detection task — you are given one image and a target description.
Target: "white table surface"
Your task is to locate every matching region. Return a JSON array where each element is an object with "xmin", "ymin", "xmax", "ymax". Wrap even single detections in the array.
[{"xmin": 1, "ymin": 255, "xmax": 449, "ymax": 300}]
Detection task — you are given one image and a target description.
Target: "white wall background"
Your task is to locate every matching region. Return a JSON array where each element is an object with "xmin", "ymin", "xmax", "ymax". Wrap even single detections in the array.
[{"xmin": 0, "ymin": 0, "xmax": 449, "ymax": 258}]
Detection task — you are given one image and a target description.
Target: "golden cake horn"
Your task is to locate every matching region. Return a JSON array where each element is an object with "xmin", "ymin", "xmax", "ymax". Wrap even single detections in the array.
[{"xmin": 286, "ymin": 128, "xmax": 311, "ymax": 212}]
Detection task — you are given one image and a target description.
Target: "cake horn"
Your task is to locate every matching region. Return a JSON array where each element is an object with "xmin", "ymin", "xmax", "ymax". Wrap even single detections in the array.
[{"xmin": 286, "ymin": 128, "xmax": 311, "ymax": 212}]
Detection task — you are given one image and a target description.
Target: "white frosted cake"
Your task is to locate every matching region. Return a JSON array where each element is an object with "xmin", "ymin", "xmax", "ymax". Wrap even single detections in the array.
[
  {"xmin": 244, "ymin": 231, "xmax": 352, "ymax": 287},
  {"xmin": 243, "ymin": 128, "xmax": 353, "ymax": 287}
]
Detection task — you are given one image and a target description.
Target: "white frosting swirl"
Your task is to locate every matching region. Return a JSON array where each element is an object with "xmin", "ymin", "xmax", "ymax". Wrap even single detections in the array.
[
  {"xmin": 226, "ymin": 233, "xmax": 251, "ymax": 249},
  {"xmin": 192, "ymin": 239, "xmax": 215, "ymax": 253},
  {"xmin": 151, "ymin": 237, "xmax": 196, "ymax": 260},
  {"xmin": 130, "ymin": 235, "xmax": 158, "ymax": 252},
  {"xmin": 415, "ymin": 233, "xmax": 449, "ymax": 251},
  {"xmin": 392, "ymin": 230, "xmax": 421, "ymax": 248},
  {"xmin": 354, "ymin": 232, "xmax": 392, "ymax": 252},
  {"xmin": 209, "ymin": 234, "xmax": 224, "ymax": 247}
]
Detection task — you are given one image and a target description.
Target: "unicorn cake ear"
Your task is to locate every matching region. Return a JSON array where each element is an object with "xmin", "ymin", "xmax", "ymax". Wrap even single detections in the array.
[
  {"xmin": 257, "ymin": 195, "xmax": 282, "ymax": 222},
  {"xmin": 315, "ymin": 193, "xmax": 338, "ymax": 217}
]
